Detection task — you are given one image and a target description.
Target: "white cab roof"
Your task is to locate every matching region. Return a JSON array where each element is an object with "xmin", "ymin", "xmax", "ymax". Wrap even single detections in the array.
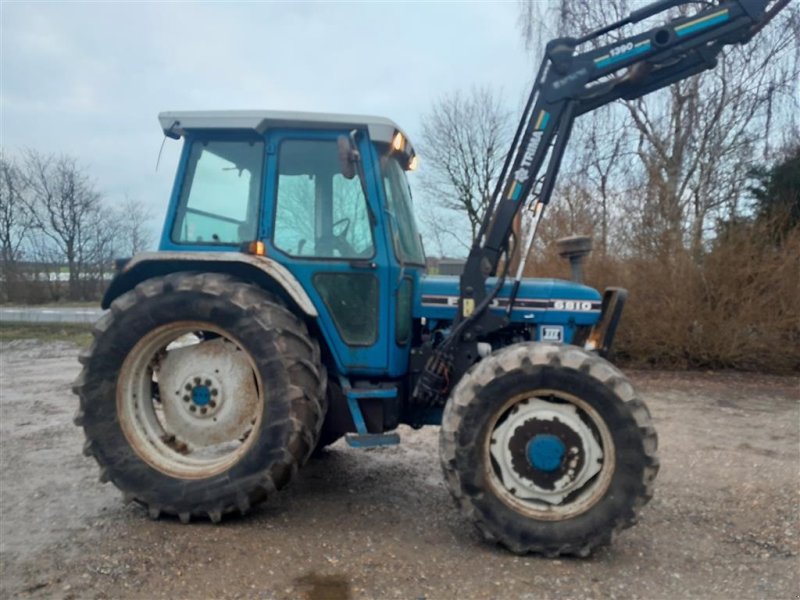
[{"xmin": 158, "ymin": 110, "xmax": 413, "ymax": 152}]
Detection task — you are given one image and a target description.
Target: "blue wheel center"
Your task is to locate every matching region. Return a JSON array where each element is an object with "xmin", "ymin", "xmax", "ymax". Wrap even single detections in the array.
[
  {"xmin": 526, "ymin": 434, "xmax": 566, "ymax": 472},
  {"xmin": 191, "ymin": 385, "xmax": 211, "ymax": 406}
]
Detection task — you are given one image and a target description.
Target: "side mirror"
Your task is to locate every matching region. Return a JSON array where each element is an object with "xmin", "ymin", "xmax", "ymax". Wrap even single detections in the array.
[{"xmin": 337, "ymin": 135, "xmax": 360, "ymax": 180}]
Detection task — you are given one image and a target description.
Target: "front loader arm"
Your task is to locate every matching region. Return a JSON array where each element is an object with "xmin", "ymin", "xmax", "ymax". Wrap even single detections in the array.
[
  {"xmin": 413, "ymin": 0, "xmax": 788, "ymax": 404},
  {"xmin": 463, "ymin": 0, "xmax": 781, "ymax": 316}
]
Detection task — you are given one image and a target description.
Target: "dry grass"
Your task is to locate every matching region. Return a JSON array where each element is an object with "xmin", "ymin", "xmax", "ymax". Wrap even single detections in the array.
[
  {"xmin": 527, "ymin": 222, "xmax": 800, "ymax": 374},
  {"xmin": 0, "ymin": 322, "xmax": 93, "ymax": 347}
]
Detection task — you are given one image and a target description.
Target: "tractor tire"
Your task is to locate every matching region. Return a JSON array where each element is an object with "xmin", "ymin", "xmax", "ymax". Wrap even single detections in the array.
[
  {"xmin": 312, "ymin": 429, "xmax": 344, "ymax": 455},
  {"xmin": 73, "ymin": 272, "xmax": 326, "ymax": 523},
  {"xmin": 440, "ymin": 342, "xmax": 658, "ymax": 556},
  {"xmin": 311, "ymin": 382, "xmax": 347, "ymax": 456}
]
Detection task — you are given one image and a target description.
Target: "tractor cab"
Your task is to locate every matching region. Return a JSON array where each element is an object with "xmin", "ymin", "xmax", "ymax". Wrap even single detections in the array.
[{"xmin": 156, "ymin": 111, "xmax": 426, "ymax": 378}]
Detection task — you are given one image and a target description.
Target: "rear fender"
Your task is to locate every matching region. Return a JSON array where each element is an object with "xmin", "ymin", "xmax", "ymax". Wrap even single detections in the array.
[{"xmin": 102, "ymin": 251, "xmax": 318, "ymax": 318}]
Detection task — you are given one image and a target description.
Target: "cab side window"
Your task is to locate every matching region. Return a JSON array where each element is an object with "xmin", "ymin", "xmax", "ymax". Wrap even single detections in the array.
[{"xmin": 273, "ymin": 139, "xmax": 374, "ymax": 259}]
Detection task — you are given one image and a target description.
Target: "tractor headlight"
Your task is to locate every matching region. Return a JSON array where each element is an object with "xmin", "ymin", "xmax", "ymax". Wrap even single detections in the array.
[{"xmin": 391, "ymin": 131, "xmax": 405, "ymax": 152}]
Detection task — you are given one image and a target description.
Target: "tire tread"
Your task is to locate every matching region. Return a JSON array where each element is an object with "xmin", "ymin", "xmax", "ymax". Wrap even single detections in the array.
[
  {"xmin": 73, "ymin": 272, "xmax": 326, "ymax": 522},
  {"xmin": 439, "ymin": 342, "xmax": 659, "ymax": 556}
]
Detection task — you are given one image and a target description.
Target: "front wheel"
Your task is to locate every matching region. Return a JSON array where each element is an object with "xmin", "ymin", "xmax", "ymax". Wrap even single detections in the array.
[{"xmin": 439, "ymin": 342, "xmax": 658, "ymax": 556}]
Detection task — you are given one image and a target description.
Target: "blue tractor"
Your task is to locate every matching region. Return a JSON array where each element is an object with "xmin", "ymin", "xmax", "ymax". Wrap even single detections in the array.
[{"xmin": 74, "ymin": 0, "xmax": 782, "ymax": 555}]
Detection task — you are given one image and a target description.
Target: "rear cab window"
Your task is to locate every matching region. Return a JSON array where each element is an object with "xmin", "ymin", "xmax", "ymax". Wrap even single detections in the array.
[{"xmin": 172, "ymin": 138, "xmax": 264, "ymax": 245}]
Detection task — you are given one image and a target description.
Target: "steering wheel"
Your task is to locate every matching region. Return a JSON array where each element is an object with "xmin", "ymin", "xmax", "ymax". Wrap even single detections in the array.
[
  {"xmin": 331, "ymin": 217, "xmax": 358, "ymax": 257},
  {"xmin": 332, "ymin": 217, "xmax": 350, "ymax": 238}
]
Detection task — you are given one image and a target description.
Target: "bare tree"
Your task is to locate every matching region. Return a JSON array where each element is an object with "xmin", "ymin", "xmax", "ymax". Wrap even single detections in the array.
[
  {"xmin": 553, "ymin": 110, "xmax": 631, "ymax": 256},
  {"xmin": 115, "ymin": 194, "xmax": 154, "ymax": 256},
  {"xmin": 23, "ymin": 151, "xmax": 107, "ymax": 300},
  {"xmin": 419, "ymin": 87, "xmax": 512, "ymax": 243},
  {"xmin": 416, "ymin": 202, "xmax": 472, "ymax": 258},
  {"xmin": 518, "ymin": 0, "xmax": 800, "ymax": 258},
  {"xmin": 624, "ymin": 21, "xmax": 798, "ymax": 256},
  {"xmin": 0, "ymin": 154, "xmax": 34, "ymax": 300}
]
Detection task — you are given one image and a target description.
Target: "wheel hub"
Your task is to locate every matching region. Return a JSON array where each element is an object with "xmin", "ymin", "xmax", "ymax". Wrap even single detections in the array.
[
  {"xmin": 490, "ymin": 397, "xmax": 603, "ymax": 505},
  {"xmin": 181, "ymin": 375, "xmax": 223, "ymax": 417},
  {"xmin": 158, "ymin": 338, "xmax": 259, "ymax": 447},
  {"xmin": 526, "ymin": 434, "xmax": 565, "ymax": 472},
  {"xmin": 191, "ymin": 385, "xmax": 211, "ymax": 406}
]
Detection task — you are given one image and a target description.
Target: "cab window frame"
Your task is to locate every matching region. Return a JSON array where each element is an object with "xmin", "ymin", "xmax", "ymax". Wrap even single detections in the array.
[
  {"xmin": 379, "ymin": 152, "xmax": 426, "ymax": 267},
  {"xmin": 170, "ymin": 132, "xmax": 266, "ymax": 247}
]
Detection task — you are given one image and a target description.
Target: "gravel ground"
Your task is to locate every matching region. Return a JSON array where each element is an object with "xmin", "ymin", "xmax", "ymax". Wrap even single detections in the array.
[{"xmin": 1, "ymin": 339, "xmax": 798, "ymax": 600}]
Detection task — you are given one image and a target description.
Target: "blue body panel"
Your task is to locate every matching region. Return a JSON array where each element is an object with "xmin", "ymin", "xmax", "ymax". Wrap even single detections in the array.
[{"xmin": 416, "ymin": 275, "xmax": 602, "ymax": 344}]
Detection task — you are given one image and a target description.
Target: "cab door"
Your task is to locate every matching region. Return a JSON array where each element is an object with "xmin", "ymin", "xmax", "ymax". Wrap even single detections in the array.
[{"xmin": 263, "ymin": 129, "xmax": 390, "ymax": 376}]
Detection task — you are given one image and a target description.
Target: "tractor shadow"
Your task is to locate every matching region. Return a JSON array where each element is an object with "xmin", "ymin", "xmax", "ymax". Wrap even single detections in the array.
[
  {"xmin": 252, "ymin": 437, "xmax": 460, "ymax": 531},
  {"xmin": 293, "ymin": 572, "xmax": 352, "ymax": 600}
]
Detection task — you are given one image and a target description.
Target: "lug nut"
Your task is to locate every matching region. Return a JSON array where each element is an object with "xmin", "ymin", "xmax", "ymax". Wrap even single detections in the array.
[
  {"xmin": 183, "ymin": 395, "xmax": 190, "ymax": 402},
  {"xmin": 209, "ymin": 400, "xmax": 217, "ymax": 409},
  {"xmin": 190, "ymin": 405, "xmax": 197, "ymax": 412},
  {"xmin": 185, "ymin": 383, "xmax": 192, "ymax": 391},
  {"xmin": 194, "ymin": 377, "xmax": 201, "ymax": 384},
  {"xmin": 211, "ymin": 388, "xmax": 218, "ymax": 397},
  {"xmin": 201, "ymin": 407, "xmax": 207, "ymax": 415},
  {"xmin": 204, "ymin": 379, "xmax": 212, "ymax": 387}
]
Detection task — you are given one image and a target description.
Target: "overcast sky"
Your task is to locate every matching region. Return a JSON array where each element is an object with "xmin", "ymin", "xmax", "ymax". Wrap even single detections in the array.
[{"xmin": 1, "ymin": 1, "xmax": 536, "ymax": 252}]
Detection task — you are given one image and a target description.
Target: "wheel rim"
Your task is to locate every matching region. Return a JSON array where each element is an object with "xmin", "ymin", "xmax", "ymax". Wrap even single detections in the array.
[
  {"xmin": 485, "ymin": 389, "xmax": 615, "ymax": 520},
  {"xmin": 117, "ymin": 321, "xmax": 263, "ymax": 479}
]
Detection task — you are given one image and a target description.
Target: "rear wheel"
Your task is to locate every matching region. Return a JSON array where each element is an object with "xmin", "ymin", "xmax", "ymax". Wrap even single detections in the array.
[
  {"xmin": 440, "ymin": 342, "xmax": 658, "ymax": 556},
  {"xmin": 73, "ymin": 272, "xmax": 326, "ymax": 522}
]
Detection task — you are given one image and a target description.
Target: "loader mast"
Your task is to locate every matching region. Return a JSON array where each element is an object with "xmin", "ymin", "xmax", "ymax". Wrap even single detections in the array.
[{"xmin": 414, "ymin": 0, "xmax": 788, "ymax": 404}]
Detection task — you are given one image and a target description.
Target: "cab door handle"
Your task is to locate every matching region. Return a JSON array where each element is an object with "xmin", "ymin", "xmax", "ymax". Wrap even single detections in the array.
[{"xmin": 349, "ymin": 260, "xmax": 377, "ymax": 269}]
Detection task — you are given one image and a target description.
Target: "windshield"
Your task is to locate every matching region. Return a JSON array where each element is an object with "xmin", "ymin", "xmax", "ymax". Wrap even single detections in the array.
[
  {"xmin": 381, "ymin": 155, "xmax": 425, "ymax": 265},
  {"xmin": 172, "ymin": 139, "xmax": 264, "ymax": 245}
]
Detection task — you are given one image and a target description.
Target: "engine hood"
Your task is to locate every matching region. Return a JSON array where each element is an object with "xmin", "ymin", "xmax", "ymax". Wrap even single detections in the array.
[{"xmin": 415, "ymin": 275, "xmax": 603, "ymax": 326}]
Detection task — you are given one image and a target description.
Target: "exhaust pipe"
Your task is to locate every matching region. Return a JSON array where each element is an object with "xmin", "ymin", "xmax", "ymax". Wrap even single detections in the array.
[{"xmin": 555, "ymin": 235, "xmax": 593, "ymax": 284}]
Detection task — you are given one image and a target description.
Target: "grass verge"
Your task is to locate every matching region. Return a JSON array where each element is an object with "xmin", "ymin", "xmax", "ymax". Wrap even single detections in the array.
[{"xmin": 0, "ymin": 322, "xmax": 93, "ymax": 347}]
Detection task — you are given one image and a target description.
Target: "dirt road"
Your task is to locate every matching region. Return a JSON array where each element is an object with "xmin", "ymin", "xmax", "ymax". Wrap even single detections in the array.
[{"xmin": 1, "ymin": 339, "xmax": 798, "ymax": 599}]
